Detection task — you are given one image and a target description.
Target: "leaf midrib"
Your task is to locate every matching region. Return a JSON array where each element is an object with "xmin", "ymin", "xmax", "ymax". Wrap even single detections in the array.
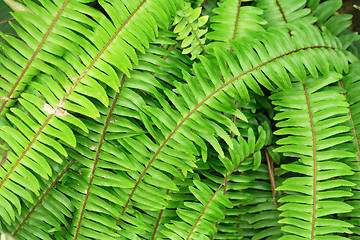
[
  {"xmin": 73, "ymin": 75, "xmax": 126, "ymax": 239},
  {"xmin": 0, "ymin": 0, "xmax": 147, "ymax": 192},
  {"xmin": 12, "ymin": 159, "xmax": 75, "ymax": 236},
  {"xmin": 303, "ymin": 83, "xmax": 317, "ymax": 240},
  {"xmin": 232, "ymin": 0, "xmax": 242, "ymax": 41},
  {"xmin": 0, "ymin": 0, "xmax": 70, "ymax": 115},
  {"xmin": 186, "ymin": 151, "xmax": 256, "ymax": 240},
  {"xmin": 183, "ymin": 14, "xmax": 207, "ymax": 55}
]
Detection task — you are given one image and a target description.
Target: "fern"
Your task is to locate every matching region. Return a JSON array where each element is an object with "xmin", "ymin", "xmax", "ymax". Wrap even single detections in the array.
[
  {"xmin": 173, "ymin": 2, "xmax": 208, "ymax": 59},
  {"xmin": 164, "ymin": 128, "xmax": 266, "ymax": 239},
  {"xmin": 0, "ymin": 0, "xmax": 73, "ymax": 114},
  {"xmin": 272, "ymin": 73, "xmax": 356, "ymax": 239},
  {"xmin": 336, "ymin": 63, "xmax": 360, "ymax": 240},
  {"xmin": 1, "ymin": 1, "xmax": 360, "ymax": 239},
  {"xmin": 207, "ymin": 0, "xmax": 266, "ymax": 47}
]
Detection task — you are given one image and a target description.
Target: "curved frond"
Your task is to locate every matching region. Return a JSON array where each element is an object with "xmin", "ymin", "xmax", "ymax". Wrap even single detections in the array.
[
  {"xmin": 0, "ymin": 2, "xmax": 359, "ymax": 239},
  {"xmin": 109, "ymin": 23, "xmax": 350, "ymax": 236},
  {"xmin": 212, "ymin": 124, "xmax": 283, "ymax": 240},
  {"xmin": 59, "ymin": 32, "xmax": 190, "ymax": 239},
  {"xmin": 339, "ymin": 63, "xmax": 360, "ymax": 161}
]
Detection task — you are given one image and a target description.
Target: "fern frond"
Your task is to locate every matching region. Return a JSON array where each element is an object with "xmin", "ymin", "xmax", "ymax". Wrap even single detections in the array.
[
  {"xmin": 245, "ymin": 163, "xmax": 283, "ymax": 240},
  {"xmin": 173, "ymin": 2, "xmax": 208, "ymax": 59},
  {"xmin": 306, "ymin": 0, "xmax": 352, "ymax": 36},
  {"xmin": 0, "ymin": 0, "xmax": 180, "ymax": 228},
  {"xmin": 55, "ymin": 33, "xmax": 191, "ymax": 239},
  {"xmin": 10, "ymin": 159, "xmax": 75, "ymax": 239},
  {"xmin": 255, "ymin": 0, "xmax": 316, "ymax": 36},
  {"xmin": 207, "ymin": 0, "xmax": 266, "ymax": 48},
  {"xmin": 163, "ymin": 129, "xmax": 266, "ymax": 239},
  {"xmin": 111, "ymin": 23, "xmax": 349, "ymax": 227},
  {"xmin": 214, "ymin": 164, "xmax": 282, "ymax": 240},
  {"xmin": 90, "ymin": 24, "xmax": 351, "ymax": 239},
  {"xmin": 152, "ymin": 94, "xmax": 268, "ymax": 239},
  {"xmin": 339, "ymin": 63, "xmax": 360, "ymax": 161},
  {"xmin": 272, "ymin": 73, "xmax": 356, "ymax": 239},
  {"xmin": 0, "ymin": 1, "xmax": 359, "ymax": 239},
  {"xmin": 212, "ymin": 123, "xmax": 283, "ymax": 240},
  {"xmin": 0, "ymin": 0, "xmax": 72, "ymax": 115}
]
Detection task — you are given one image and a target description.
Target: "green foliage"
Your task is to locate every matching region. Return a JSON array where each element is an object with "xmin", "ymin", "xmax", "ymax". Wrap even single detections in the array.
[
  {"xmin": 207, "ymin": 0, "xmax": 266, "ymax": 47},
  {"xmin": 173, "ymin": 2, "xmax": 208, "ymax": 59},
  {"xmin": 272, "ymin": 73, "xmax": 356, "ymax": 239},
  {"xmin": 0, "ymin": 0, "xmax": 359, "ymax": 239}
]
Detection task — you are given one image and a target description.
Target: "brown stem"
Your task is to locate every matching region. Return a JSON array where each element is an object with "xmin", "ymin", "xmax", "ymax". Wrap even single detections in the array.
[
  {"xmin": 200, "ymin": 0, "xmax": 207, "ymax": 7},
  {"xmin": 231, "ymin": 0, "xmax": 242, "ymax": 41},
  {"xmin": 183, "ymin": 15, "xmax": 207, "ymax": 55},
  {"xmin": 303, "ymin": 83, "xmax": 317, "ymax": 240},
  {"xmin": 265, "ymin": 148, "xmax": 277, "ymax": 208},
  {"xmin": 0, "ymin": 17, "xmax": 14, "ymax": 24},
  {"xmin": 305, "ymin": 4, "xmax": 323, "ymax": 32},
  {"xmin": 0, "ymin": 0, "xmax": 147, "ymax": 192},
  {"xmin": 0, "ymin": 115, "xmax": 53, "ymax": 188}
]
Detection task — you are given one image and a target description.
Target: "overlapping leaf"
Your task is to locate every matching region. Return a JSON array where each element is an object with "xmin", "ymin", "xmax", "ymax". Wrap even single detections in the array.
[
  {"xmin": 0, "ymin": 0, "xmax": 87, "ymax": 115},
  {"xmin": 173, "ymin": 2, "xmax": 208, "ymax": 59},
  {"xmin": 0, "ymin": 1, "xmax": 359, "ymax": 239},
  {"xmin": 0, "ymin": 0, "xmax": 181, "ymax": 228},
  {"xmin": 64, "ymin": 32, "xmax": 191, "ymax": 240},
  {"xmin": 112, "ymin": 22, "xmax": 349, "ymax": 220},
  {"xmin": 336, "ymin": 63, "xmax": 360, "ymax": 239}
]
